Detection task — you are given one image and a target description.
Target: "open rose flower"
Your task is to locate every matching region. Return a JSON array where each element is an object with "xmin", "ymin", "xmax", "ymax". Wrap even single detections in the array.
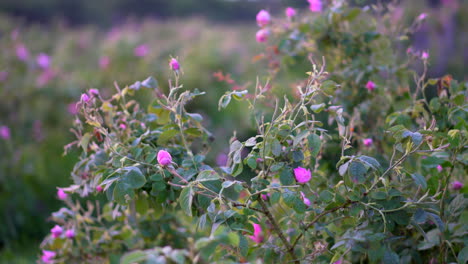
[
  {"xmin": 256, "ymin": 10, "xmax": 271, "ymax": 27},
  {"xmin": 308, "ymin": 0, "xmax": 322, "ymax": 12},
  {"xmin": 249, "ymin": 223, "xmax": 264, "ymax": 243},
  {"xmin": 294, "ymin": 167, "xmax": 311, "ymax": 184}
]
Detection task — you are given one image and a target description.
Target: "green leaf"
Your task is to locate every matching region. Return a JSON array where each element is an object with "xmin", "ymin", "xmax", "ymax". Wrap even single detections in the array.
[
  {"xmin": 458, "ymin": 246, "xmax": 468, "ymax": 264},
  {"xmin": 402, "ymin": 131, "xmax": 423, "ymax": 145},
  {"xmin": 310, "ymin": 103, "xmax": 326, "ymax": 113},
  {"xmin": 413, "ymin": 209, "xmax": 427, "ymax": 224},
  {"xmin": 186, "ymin": 113, "xmax": 203, "ymax": 122},
  {"xmin": 358, "ymin": 156, "xmax": 381, "ymax": 171},
  {"xmin": 197, "ymin": 170, "xmax": 220, "ymax": 182},
  {"xmin": 308, "ymin": 134, "xmax": 321, "ymax": 157},
  {"xmin": 293, "ymin": 130, "xmax": 309, "ymax": 147},
  {"xmin": 271, "ymin": 139, "xmax": 282, "ymax": 157},
  {"xmin": 348, "ymin": 161, "xmax": 367, "ymax": 184},
  {"xmin": 427, "ymin": 213, "xmax": 445, "ymax": 232},
  {"xmin": 157, "ymin": 129, "xmax": 178, "ymax": 145},
  {"xmin": 411, "ymin": 173, "xmax": 427, "ymax": 190},
  {"xmin": 120, "ymin": 250, "xmax": 147, "ymax": 264},
  {"xmin": 141, "ymin": 76, "xmax": 158, "ymax": 89},
  {"xmin": 113, "ymin": 182, "xmax": 134, "ymax": 204},
  {"xmin": 280, "ymin": 169, "xmax": 294, "ymax": 186},
  {"xmin": 246, "ymin": 157, "xmax": 257, "ymax": 169},
  {"xmin": 319, "ymin": 190, "xmax": 334, "ymax": 203},
  {"xmin": 179, "ymin": 186, "xmax": 194, "ymax": 217},
  {"xmin": 122, "ymin": 167, "xmax": 146, "ymax": 189},
  {"xmin": 383, "ymin": 249, "xmax": 399, "ymax": 264}
]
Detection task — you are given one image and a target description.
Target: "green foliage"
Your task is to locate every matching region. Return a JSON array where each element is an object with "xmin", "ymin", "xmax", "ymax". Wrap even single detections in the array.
[{"xmin": 32, "ymin": 2, "xmax": 468, "ymax": 264}]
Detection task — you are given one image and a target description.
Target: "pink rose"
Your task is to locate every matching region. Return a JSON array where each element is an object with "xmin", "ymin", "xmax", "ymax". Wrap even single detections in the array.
[
  {"xmin": 294, "ymin": 167, "xmax": 312, "ymax": 184},
  {"xmin": 89, "ymin": 88, "xmax": 99, "ymax": 97},
  {"xmin": 300, "ymin": 191, "xmax": 311, "ymax": 207},
  {"xmin": 119, "ymin": 124, "xmax": 127, "ymax": 130},
  {"xmin": 285, "ymin": 7, "xmax": 297, "ymax": 18},
  {"xmin": 65, "ymin": 229, "xmax": 75, "ymax": 239},
  {"xmin": 308, "ymin": 0, "xmax": 322, "ymax": 12},
  {"xmin": 15, "ymin": 44, "xmax": 29, "ymax": 61},
  {"xmin": 365, "ymin": 81, "xmax": 376, "ymax": 92},
  {"xmin": 0, "ymin": 126, "xmax": 11, "ymax": 140},
  {"xmin": 41, "ymin": 250, "xmax": 56, "ymax": 264},
  {"xmin": 57, "ymin": 188, "xmax": 68, "ymax": 200},
  {"xmin": 452, "ymin": 181, "xmax": 463, "ymax": 190},
  {"xmin": 169, "ymin": 58, "xmax": 180, "ymax": 71},
  {"xmin": 51, "ymin": 225, "xmax": 63, "ymax": 238},
  {"xmin": 363, "ymin": 138, "xmax": 373, "ymax": 147},
  {"xmin": 81, "ymin": 93, "xmax": 90, "ymax": 103},
  {"xmin": 421, "ymin": 51, "xmax": 429, "ymax": 60},
  {"xmin": 134, "ymin": 44, "xmax": 149, "ymax": 57},
  {"xmin": 249, "ymin": 223, "xmax": 264, "ymax": 243},
  {"xmin": 157, "ymin": 150, "xmax": 172, "ymax": 166},
  {"xmin": 256, "ymin": 29, "xmax": 269, "ymax": 43},
  {"xmin": 256, "ymin": 10, "xmax": 271, "ymax": 27},
  {"xmin": 436, "ymin": 165, "xmax": 443, "ymax": 172},
  {"xmin": 36, "ymin": 53, "xmax": 51, "ymax": 69}
]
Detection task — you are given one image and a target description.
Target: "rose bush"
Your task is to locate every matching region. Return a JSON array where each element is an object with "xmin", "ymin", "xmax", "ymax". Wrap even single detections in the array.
[{"xmin": 38, "ymin": 2, "xmax": 466, "ymax": 264}]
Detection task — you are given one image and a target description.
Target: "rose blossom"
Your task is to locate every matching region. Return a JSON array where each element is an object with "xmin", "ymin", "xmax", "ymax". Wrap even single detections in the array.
[
  {"xmin": 169, "ymin": 58, "xmax": 180, "ymax": 71},
  {"xmin": 41, "ymin": 250, "xmax": 56, "ymax": 264},
  {"xmin": 157, "ymin": 150, "xmax": 172, "ymax": 166},
  {"xmin": 452, "ymin": 181, "xmax": 463, "ymax": 190},
  {"xmin": 363, "ymin": 138, "xmax": 373, "ymax": 147},
  {"xmin": 65, "ymin": 229, "xmax": 75, "ymax": 239},
  {"xmin": 249, "ymin": 223, "xmax": 263, "ymax": 243},
  {"xmin": 286, "ymin": 7, "xmax": 297, "ymax": 18},
  {"xmin": 256, "ymin": 10, "xmax": 271, "ymax": 27},
  {"xmin": 308, "ymin": 0, "xmax": 322, "ymax": 12},
  {"xmin": 51, "ymin": 225, "xmax": 63, "ymax": 238},
  {"xmin": 256, "ymin": 29, "xmax": 269, "ymax": 43},
  {"xmin": 365, "ymin": 81, "xmax": 376, "ymax": 92},
  {"xmin": 294, "ymin": 167, "xmax": 312, "ymax": 184}
]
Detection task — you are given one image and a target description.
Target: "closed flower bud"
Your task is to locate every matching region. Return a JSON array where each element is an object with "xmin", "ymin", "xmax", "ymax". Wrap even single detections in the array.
[
  {"xmin": 452, "ymin": 181, "xmax": 463, "ymax": 190},
  {"xmin": 157, "ymin": 150, "xmax": 172, "ymax": 166},
  {"xmin": 365, "ymin": 81, "xmax": 376, "ymax": 91},
  {"xmin": 57, "ymin": 188, "xmax": 68, "ymax": 200},
  {"xmin": 96, "ymin": 185, "xmax": 103, "ymax": 192},
  {"xmin": 169, "ymin": 58, "xmax": 180, "ymax": 71},
  {"xmin": 294, "ymin": 167, "xmax": 312, "ymax": 184},
  {"xmin": 363, "ymin": 138, "xmax": 373, "ymax": 147},
  {"xmin": 300, "ymin": 191, "xmax": 311, "ymax": 207},
  {"xmin": 81, "ymin": 93, "xmax": 90, "ymax": 103},
  {"xmin": 421, "ymin": 51, "xmax": 429, "ymax": 60},
  {"xmin": 51, "ymin": 225, "xmax": 63, "ymax": 238},
  {"xmin": 65, "ymin": 229, "xmax": 75, "ymax": 239},
  {"xmin": 256, "ymin": 10, "xmax": 271, "ymax": 27}
]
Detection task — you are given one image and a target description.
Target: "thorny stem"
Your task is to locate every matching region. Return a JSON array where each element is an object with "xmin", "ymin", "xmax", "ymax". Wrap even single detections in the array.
[
  {"xmin": 290, "ymin": 201, "xmax": 352, "ymax": 250},
  {"xmin": 257, "ymin": 198, "xmax": 299, "ymax": 263}
]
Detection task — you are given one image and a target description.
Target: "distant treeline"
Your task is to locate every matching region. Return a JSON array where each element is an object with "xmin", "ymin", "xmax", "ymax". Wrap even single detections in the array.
[{"xmin": 0, "ymin": 0, "xmax": 311, "ymax": 26}]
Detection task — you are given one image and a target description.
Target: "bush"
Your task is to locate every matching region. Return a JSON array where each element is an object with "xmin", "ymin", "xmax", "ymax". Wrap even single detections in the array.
[{"xmin": 38, "ymin": 2, "xmax": 466, "ymax": 264}]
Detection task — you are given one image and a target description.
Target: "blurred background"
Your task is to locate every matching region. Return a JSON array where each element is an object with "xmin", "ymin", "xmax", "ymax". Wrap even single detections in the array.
[{"xmin": 0, "ymin": 0, "xmax": 466, "ymax": 262}]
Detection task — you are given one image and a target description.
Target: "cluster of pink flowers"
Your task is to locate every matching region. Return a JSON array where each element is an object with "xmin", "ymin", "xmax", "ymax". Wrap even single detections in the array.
[
  {"xmin": 255, "ymin": 10, "xmax": 271, "ymax": 43},
  {"xmin": 50, "ymin": 224, "xmax": 75, "ymax": 239}
]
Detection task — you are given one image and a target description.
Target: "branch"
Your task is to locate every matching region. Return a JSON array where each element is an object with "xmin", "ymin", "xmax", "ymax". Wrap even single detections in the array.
[{"xmin": 290, "ymin": 201, "xmax": 351, "ymax": 250}]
